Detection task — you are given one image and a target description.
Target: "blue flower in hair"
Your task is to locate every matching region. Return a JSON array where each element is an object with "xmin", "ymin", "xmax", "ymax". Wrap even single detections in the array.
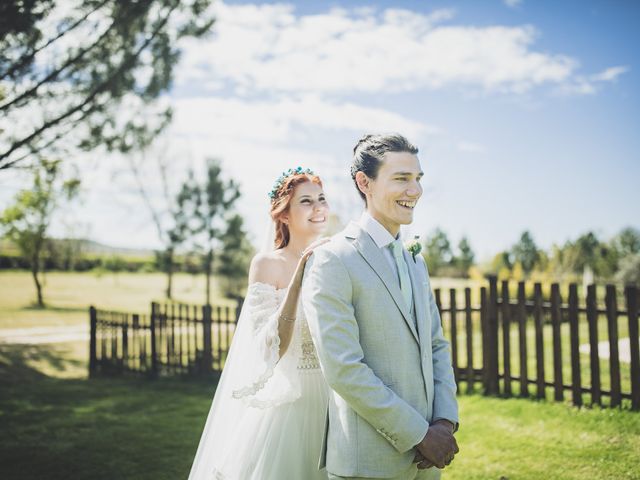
[{"xmin": 268, "ymin": 167, "xmax": 315, "ymax": 200}]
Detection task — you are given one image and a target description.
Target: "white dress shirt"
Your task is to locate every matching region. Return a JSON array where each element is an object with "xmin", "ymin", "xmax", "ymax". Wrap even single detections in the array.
[{"xmin": 357, "ymin": 211, "xmax": 399, "ymax": 275}]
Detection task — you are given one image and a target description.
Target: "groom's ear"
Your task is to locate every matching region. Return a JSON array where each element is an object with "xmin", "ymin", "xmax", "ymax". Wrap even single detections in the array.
[{"xmin": 355, "ymin": 171, "xmax": 371, "ymax": 196}]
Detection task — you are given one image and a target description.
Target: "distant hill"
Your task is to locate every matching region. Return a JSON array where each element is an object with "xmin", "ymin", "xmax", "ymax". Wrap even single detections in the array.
[
  {"xmin": 0, "ymin": 237, "xmax": 156, "ymax": 258},
  {"xmin": 74, "ymin": 239, "xmax": 156, "ymax": 257}
]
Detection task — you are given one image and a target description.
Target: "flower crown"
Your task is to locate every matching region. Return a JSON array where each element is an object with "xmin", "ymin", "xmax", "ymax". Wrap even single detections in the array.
[{"xmin": 268, "ymin": 166, "xmax": 315, "ymax": 200}]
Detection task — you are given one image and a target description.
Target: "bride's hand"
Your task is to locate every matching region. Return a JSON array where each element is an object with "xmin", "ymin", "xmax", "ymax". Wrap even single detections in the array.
[
  {"xmin": 300, "ymin": 237, "xmax": 331, "ymax": 263},
  {"xmin": 290, "ymin": 238, "xmax": 331, "ymax": 287}
]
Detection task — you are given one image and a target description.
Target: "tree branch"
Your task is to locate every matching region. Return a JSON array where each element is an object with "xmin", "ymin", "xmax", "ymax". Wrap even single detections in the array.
[
  {"xmin": 0, "ymin": 0, "xmax": 180, "ymax": 169},
  {"xmin": 127, "ymin": 151, "xmax": 167, "ymax": 245},
  {"xmin": 0, "ymin": 10, "xmax": 124, "ymax": 113},
  {"xmin": 0, "ymin": 100, "xmax": 105, "ymax": 170},
  {"xmin": 0, "ymin": 0, "xmax": 112, "ymax": 81}
]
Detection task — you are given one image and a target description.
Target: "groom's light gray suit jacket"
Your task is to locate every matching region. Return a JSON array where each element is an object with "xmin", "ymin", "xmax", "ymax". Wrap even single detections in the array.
[{"xmin": 302, "ymin": 221, "xmax": 459, "ymax": 478}]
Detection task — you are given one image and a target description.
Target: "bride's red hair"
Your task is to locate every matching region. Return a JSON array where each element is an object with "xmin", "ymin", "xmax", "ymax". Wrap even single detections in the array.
[{"xmin": 270, "ymin": 173, "xmax": 323, "ymax": 249}]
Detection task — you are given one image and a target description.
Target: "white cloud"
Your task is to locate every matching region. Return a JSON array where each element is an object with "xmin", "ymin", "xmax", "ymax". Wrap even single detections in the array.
[
  {"xmin": 592, "ymin": 66, "xmax": 629, "ymax": 82},
  {"xmin": 174, "ymin": 1, "xmax": 601, "ymax": 96},
  {"xmin": 555, "ymin": 65, "xmax": 629, "ymax": 96},
  {"xmin": 171, "ymin": 95, "xmax": 439, "ymax": 145}
]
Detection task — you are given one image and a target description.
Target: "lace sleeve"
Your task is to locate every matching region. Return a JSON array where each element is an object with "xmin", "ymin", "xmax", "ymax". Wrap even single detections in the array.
[
  {"xmin": 230, "ymin": 282, "xmax": 301, "ymax": 408},
  {"xmin": 242, "ymin": 282, "xmax": 283, "ymax": 364}
]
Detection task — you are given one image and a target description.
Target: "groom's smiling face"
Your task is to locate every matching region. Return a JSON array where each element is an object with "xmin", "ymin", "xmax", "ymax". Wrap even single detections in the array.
[{"xmin": 361, "ymin": 151, "xmax": 423, "ymax": 237}]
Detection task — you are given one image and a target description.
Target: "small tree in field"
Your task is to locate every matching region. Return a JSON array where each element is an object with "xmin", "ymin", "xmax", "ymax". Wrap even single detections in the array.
[
  {"xmin": 424, "ymin": 228, "xmax": 453, "ymax": 276},
  {"xmin": 127, "ymin": 147, "xmax": 196, "ymax": 300},
  {"xmin": 162, "ymin": 179, "xmax": 195, "ymax": 298},
  {"xmin": 511, "ymin": 230, "xmax": 540, "ymax": 275},
  {"xmin": 216, "ymin": 213, "xmax": 254, "ymax": 299},
  {"xmin": 615, "ymin": 254, "xmax": 640, "ymax": 286},
  {"xmin": 0, "ymin": 158, "xmax": 80, "ymax": 306},
  {"xmin": 132, "ymin": 154, "xmax": 194, "ymax": 299},
  {"xmin": 456, "ymin": 236, "xmax": 475, "ymax": 277},
  {"xmin": 188, "ymin": 159, "xmax": 240, "ymax": 306}
]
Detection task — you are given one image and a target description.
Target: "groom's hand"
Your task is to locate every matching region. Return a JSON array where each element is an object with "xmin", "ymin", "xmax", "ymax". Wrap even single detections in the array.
[
  {"xmin": 415, "ymin": 420, "xmax": 459, "ymax": 469},
  {"xmin": 413, "ymin": 451, "xmax": 434, "ymax": 469}
]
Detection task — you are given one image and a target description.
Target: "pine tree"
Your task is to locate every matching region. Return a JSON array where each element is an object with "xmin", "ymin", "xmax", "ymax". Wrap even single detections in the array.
[
  {"xmin": 456, "ymin": 236, "xmax": 475, "ymax": 277},
  {"xmin": 216, "ymin": 214, "xmax": 254, "ymax": 299},
  {"xmin": 189, "ymin": 159, "xmax": 241, "ymax": 306}
]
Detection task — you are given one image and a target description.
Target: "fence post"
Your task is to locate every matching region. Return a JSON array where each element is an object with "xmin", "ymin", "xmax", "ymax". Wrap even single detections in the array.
[
  {"xmin": 89, "ymin": 306, "xmax": 97, "ymax": 378},
  {"xmin": 534, "ymin": 283, "xmax": 546, "ymax": 400},
  {"xmin": 551, "ymin": 283, "xmax": 563, "ymax": 402},
  {"xmin": 150, "ymin": 302, "xmax": 159, "ymax": 378},
  {"xmin": 605, "ymin": 285, "xmax": 621, "ymax": 407},
  {"xmin": 202, "ymin": 304, "xmax": 213, "ymax": 374},
  {"xmin": 480, "ymin": 287, "xmax": 488, "ymax": 394},
  {"xmin": 517, "ymin": 282, "xmax": 529, "ymax": 398},
  {"xmin": 449, "ymin": 289, "xmax": 459, "ymax": 389},
  {"xmin": 586, "ymin": 284, "xmax": 601, "ymax": 406},
  {"xmin": 464, "ymin": 288, "xmax": 474, "ymax": 393},
  {"xmin": 568, "ymin": 284, "xmax": 582, "ymax": 407},
  {"xmin": 501, "ymin": 280, "xmax": 512, "ymax": 397},
  {"xmin": 626, "ymin": 285, "xmax": 640, "ymax": 411},
  {"xmin": 121, "ymin": 321, "xmax": 129, "ymax": 373},
  {"xmin": 485, "ymin": 275, "xmax": 499, "ymax": 396},
  {"xmin": 217, "ymin": 305, "xmax": 223, "ymax": 371}
]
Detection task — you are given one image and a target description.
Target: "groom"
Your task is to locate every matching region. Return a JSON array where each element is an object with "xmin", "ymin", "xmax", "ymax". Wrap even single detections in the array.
[{"xmin": 302, "ymin": 133, "xmax": 459, "ymax": 480}]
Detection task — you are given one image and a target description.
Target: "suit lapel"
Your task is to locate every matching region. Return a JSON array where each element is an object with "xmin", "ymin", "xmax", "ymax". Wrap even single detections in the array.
[
  {"xmin": 404, "ymin": 249, "xmax": 428, "ymax": 348},
  {"xmin": 344, "ymin": 222, "xmax": 420, "ymax": 344}
]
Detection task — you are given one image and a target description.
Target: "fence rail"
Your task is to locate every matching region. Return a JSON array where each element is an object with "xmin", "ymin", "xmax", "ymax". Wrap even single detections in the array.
[{"xmin": 89, "ymin": 279, "xmax": 639, "ymax": 410}]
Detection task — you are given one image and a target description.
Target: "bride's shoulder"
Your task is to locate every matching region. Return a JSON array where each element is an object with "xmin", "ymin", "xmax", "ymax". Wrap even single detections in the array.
[
  {"xmin": 248, "ymin": 252, "xmax": 287, "ymax": 289},
  {"xmin": 250, "ymin": 251, "xmax": 283, "ymax": 271}
]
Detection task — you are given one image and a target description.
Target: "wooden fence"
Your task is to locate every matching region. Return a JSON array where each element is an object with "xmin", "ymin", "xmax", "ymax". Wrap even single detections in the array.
[
  {"xmin": 89, "ymin": 299, "xmax": 242, "ymax": 378},
  {"xmin": 438, "ymin": 276, "xmax": 639, "ymax": 410},
  {"xmin": 89, "ymin": 279, "xmax": 639, "ymax": 410}
]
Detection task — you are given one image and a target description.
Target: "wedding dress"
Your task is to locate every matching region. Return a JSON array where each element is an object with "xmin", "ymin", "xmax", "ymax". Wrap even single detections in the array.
[{"xmin": 188, "ymin": 281, "xmax": 329, "ymax": 480}]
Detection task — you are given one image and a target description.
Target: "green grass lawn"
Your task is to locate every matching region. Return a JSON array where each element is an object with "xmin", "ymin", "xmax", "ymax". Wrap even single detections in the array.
[
  {"xmin": 0, "ymin": 343, "xmax": 210, "ymax": 480},
  {"xmin": 1, "ymin": 342, "xmax": 639, "ymax": 480},
  {"xmin": 0, "ymin": 270, "xmax": 236, "ymax": 329}
]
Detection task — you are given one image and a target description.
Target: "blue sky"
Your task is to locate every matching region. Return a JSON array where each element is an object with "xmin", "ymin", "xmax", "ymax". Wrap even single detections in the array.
[{"xmin": 2, "ymin": 0, "xmax": 638, "ymax": 261}]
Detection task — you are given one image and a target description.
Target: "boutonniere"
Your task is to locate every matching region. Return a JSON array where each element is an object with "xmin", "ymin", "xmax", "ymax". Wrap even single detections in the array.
[{"xmin": 405, "ymin": 235, "xmax": 422, "ymax": 263}]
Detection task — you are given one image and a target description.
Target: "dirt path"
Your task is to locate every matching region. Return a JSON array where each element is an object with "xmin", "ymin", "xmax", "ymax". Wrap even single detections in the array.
[{"xmin": 579, "ymin": 338, "xmax": 636, "ymax": 364}]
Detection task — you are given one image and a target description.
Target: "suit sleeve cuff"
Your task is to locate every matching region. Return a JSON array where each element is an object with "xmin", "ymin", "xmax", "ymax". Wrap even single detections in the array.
[
  {"xmin": 433, "ymin": 417, "xmax": 459, "ymax": 433},
  {"xmin": 405, "ymin": 424, "xmax": 429, "ymax": 453}
]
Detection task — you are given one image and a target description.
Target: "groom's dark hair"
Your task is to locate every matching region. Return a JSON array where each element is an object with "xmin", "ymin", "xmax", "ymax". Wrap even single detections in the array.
[{"xmin": 351, "ymin": 133, "xmax": 419, "ymax": 204}]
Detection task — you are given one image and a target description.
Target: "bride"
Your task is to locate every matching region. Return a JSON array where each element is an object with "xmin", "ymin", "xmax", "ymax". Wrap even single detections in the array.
[{"xmin": 188, "ymin": 167, "xmax": 331, "ymax": 479}]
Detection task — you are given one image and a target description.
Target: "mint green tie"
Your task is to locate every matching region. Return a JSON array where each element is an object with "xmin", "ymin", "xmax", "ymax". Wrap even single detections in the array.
[{"xmin": 390, "ymin": 239, "xmax": 413, "ymax": 311}]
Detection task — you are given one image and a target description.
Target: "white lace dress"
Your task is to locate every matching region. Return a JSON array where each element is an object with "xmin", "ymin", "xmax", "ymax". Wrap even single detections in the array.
[{"xmin": 208, "ymin": 282, "xmax": 330, "ymax": 480}]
